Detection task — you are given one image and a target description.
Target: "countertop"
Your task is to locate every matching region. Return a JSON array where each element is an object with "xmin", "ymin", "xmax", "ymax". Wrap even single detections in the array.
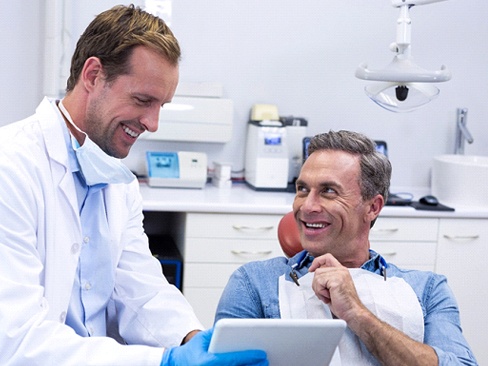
[{"xmin": 140, "ymin": 182, "xmax": 488, "ymax": 218}]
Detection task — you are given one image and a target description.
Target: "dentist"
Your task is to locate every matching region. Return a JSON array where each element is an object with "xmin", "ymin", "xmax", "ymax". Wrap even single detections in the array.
[{"xmin": 0, "ymin": 4, "xmax": 267, "ymax": 366}]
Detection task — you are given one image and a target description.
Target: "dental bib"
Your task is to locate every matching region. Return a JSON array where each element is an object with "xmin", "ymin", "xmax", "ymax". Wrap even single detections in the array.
[
  {"xmin": 58, "ymin": 100, "xmax": 135, "ymax": 186},
  {"xmin": 279, "ymin": 269, "xmax": 424, "ymax": 365}
]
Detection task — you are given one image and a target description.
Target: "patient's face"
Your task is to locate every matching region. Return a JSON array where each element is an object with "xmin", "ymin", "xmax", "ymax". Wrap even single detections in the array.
[{"xmin": 293, "ymin": 150, "xmax": 372, "ymax": 266}]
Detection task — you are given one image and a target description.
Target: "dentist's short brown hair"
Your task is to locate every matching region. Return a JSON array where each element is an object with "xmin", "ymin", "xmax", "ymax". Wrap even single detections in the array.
[{"xmin": 66, "ymin": 4, "xmax": 180, "ymax": 92}]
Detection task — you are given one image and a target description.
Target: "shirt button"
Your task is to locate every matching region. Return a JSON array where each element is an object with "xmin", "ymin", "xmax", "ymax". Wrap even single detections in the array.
[
  {"xmin": 84, "ymin": 282, "xmax": 92, "ymax": 290},
  {"xmin": 71, "ymin": 243, "xmax": 80, "ymax": 254},
  {"xmin": 83, "ymin": 236, "xmax": 90, "ymax": 244},
  {"xmin": 59, "ymin": 311, "xmax": 67, "ymax": 323}
]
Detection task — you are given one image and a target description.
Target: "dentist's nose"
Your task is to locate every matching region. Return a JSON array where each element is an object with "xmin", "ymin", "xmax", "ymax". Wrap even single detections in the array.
[{"xmin": 140, "ymin": 107, "xmax": 161, "ymax": 133}]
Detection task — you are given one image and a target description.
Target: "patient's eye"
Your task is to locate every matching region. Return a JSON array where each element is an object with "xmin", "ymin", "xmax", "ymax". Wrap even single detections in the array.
[{"xmin": 296, "ymin": 184, "xmax": 309, "ymax": 195}]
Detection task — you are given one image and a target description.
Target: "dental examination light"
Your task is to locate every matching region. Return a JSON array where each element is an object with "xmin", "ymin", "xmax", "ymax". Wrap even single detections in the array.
[{"xmin": 355, "ymin": 0, "xmax": 451, "ymax": 113}]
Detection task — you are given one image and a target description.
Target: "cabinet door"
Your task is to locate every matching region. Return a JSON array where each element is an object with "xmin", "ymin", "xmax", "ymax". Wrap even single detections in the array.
[
  {"xmin": 184, "ymin": 287, "xmax": 225, "ymax": 329},
  {"xmin": 372, "ymin": 241, "xmax": 437, "ymax": 271},
  {"xmin": 183, "ymin": 213, "xmax": 284, "ymax": 328},
  {"xmin": 370, "ymin": 218, "xmax": 438, "ymax": 271},
  {"xmin": 436, "ymin": 218, "xmax": 488, "ymax": 365}
]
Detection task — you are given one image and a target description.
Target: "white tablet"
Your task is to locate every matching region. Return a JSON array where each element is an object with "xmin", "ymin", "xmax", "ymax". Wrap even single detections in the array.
[{"xmin": 209, "ymin": 318, "xmax": 346, "ymax": 366}]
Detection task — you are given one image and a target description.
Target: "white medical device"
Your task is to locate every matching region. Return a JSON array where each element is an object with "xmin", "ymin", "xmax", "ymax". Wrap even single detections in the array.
[
  {"xmin": 244, "ymin": 120, "xmax": 289, "ymax": 191},
  {"xmin": 355, "ymin": 0, "xmax": 451, "ymax": 112},
  {"xmin": 146, "ymin": 151, "xmax": 207, "ymax": 189}
]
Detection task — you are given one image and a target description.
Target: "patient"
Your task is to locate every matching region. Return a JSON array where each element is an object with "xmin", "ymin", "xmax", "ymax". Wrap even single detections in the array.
[{"xmin": 215, "ymin": 130, "xmax": 477, "ymax": 365}]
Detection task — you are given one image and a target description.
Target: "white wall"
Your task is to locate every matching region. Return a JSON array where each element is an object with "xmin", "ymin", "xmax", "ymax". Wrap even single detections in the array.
[
  {"xmin": 2, "ymin": 0, "xmax": 487, "ymax": 190},
  {"xmin": 0, "ymin": 1, "xmax": 43, "ymax": 124}
]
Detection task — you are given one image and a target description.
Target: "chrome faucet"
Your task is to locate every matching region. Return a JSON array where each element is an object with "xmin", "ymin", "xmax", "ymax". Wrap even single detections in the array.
[{"xmin": 454, "ymin": 108, "xmax": 474, "ymax": 155}]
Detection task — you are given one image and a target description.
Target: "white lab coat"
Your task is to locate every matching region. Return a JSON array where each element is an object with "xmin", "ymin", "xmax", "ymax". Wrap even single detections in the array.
[{"xmin": 0, "ymin": 98, "xmax": 203, "ymax": 365}]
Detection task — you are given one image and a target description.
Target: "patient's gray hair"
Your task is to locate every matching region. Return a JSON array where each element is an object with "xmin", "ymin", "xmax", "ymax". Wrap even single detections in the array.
[{"xmin": 307, "ymin": 130, "xmax": 392, "ymax": 202}]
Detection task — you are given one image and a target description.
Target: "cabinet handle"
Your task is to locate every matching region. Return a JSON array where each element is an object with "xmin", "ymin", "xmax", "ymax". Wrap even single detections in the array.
[
  {"xmin": 232, "ymin": 225, "xmax": 274, "ymax": 232},
  {"xmin": 443, "ymin": 234, "xmax": 480, "ymax": 240},
  {"xmin": 231, "ymin": 250, "xmax": 273, "ymax": 256},
  {"xmin": 370, "ymin": 228, "xmax": 399, "ymax": 234},
  {"xmin": 379, "ymin": 251, "xmax": 398, "ymax": 256}
]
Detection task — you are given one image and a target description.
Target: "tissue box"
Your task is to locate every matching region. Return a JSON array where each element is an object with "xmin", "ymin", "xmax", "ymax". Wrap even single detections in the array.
[
  {"xmin": 212, "ymin": 177, "xmax": 232, "ymax": 189},
  {"xmin": 213, "ymin": 162, "xmax": 232, "ymax": 181}
]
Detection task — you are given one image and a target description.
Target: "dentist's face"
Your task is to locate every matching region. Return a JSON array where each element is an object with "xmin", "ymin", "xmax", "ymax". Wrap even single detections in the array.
[{"xmin": 84, "ymin": 46, "xmax": 178, "ymax": 158}]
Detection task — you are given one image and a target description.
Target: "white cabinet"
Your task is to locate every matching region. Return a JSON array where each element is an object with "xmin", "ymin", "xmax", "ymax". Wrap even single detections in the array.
[
  {"xmin": 183, "ymin": 212, "xmax": 284, "ymax": 328},
  {"xmin": 436, "ymin": 218, "xmax": 488, "ymax": 365},
  {"xmin": 370, "ymin": 217, "xmax": 438, "ymax": 271}
]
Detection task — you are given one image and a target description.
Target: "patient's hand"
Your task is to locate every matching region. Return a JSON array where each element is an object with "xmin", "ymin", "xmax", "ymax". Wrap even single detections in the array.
[{"xmin": 309, "ymin": 253, "xmax": 366, "ymax": 323}]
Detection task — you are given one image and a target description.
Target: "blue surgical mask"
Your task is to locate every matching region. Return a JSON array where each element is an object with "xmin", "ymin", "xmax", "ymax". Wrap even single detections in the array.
[{"xmin": 58, "ymin": 100, "xmax": 135, "ymax": 186}]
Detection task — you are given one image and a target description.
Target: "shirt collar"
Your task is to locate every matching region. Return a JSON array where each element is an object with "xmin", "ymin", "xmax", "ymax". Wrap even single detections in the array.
[
  {"xmin": 363, "ymin": 249, "xmax": 388, "ymax": 275},
  {"xmin": 290, "ymin": 249, "xmax": 387, "ymax": 276}
]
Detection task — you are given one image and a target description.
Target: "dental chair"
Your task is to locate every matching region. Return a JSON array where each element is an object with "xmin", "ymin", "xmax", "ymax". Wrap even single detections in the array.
[{"xmin": 277, "ymin": 211, "xmax": 302, "ymax": 257}]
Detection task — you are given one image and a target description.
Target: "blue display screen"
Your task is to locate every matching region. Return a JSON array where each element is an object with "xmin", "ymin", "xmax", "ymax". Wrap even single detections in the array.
[
  {"xmin": 374, "ymin": 141, "xmax": 388, "ymax": 157},
  {"xmin": 265, "ymin": 136, "xmax": 281, "ymax": 145},
  {"xmin": 146, "ymin": 152, "xmax": 180, "ymax": 178}
]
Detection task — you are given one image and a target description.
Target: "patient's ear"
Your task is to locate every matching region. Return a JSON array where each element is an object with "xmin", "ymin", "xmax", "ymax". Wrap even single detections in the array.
[{"xmin": 367, "ymin": 194, "xmax": 384, "ymax": 224}]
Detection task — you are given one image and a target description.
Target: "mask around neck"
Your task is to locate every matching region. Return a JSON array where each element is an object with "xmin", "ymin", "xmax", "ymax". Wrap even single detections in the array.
[{"xmin": 58, "ymin": 100, "xmax": 135, "ymax": 186}]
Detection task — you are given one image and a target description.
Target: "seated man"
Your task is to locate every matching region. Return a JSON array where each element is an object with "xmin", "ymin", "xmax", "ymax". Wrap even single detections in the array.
[{"xmin": 215, "ymin": 130, "xmax": 477, "ymax": 365}]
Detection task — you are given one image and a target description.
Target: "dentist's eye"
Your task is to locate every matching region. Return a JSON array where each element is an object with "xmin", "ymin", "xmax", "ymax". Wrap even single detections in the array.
[{"xmin": 134, "ymin": 97, "xmax": 151, "ymax": 106}]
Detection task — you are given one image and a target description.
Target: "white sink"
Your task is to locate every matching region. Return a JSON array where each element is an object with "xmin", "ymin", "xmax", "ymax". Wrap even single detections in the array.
[{"xmin": 432, "ymin": 154, "xmax": 488, "ymax": 208}]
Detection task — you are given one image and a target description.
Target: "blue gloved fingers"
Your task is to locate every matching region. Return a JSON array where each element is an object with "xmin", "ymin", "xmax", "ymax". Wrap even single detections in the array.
[
  {"xmin": 160, "ymin": 328, "xmax": 268, "ymax": 366},
  {"xmin": 209, "ymin": 349, "xmax": 268, "ymax": 366},
  {"xmin": 196, "ymin": 327, "xmax": 213, "ymax": 347}
]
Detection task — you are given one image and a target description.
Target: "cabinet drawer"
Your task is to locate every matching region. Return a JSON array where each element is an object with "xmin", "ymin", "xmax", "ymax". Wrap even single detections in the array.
[
  {"xmin": 184, "ymin": 263, "xmax": 240, "ymax": 287},
  {"xmin": 371, "ymin": 241, "xmax": 436, "ymax": 270},
  {"xmin": 185, "ymin": 238, "xmax": 283, "ymax": 263},
  {"xmin": 371, "ymin": 218, "xmax": 438, "ymax": 241},
  {"xmin": 186, "ymin": 213, "xmax": 281, "ymax": 239}
]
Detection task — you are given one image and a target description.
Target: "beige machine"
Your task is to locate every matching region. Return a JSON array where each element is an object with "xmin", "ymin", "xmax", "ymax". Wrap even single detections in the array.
[{"xmin": 244, "ymin": 105, "xmax": 289, "ymax": 191}]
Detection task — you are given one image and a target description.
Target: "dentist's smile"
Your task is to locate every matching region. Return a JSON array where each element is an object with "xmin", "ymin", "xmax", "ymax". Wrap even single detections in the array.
[{"xmin": 122, "ymin": 124, "xmax": 140, "ymax": 138}]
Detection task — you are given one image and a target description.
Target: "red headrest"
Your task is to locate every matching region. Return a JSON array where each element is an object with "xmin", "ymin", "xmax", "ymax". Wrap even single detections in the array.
[{"xmin": 277, "ymin": 211, "xmax": 302, "ymax": 257}]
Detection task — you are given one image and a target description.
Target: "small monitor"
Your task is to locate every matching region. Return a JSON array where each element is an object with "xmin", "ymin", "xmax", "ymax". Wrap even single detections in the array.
[
  {"xmin": 374, "ymin": 140, "xmax": 388, "ymax": 157},
  {"xmin": 302, "ymin": 136, "xmax": 311, "ymax": 162},
  {"xmin": 146, "ymin": 151, "xmax": 180, "ymax": 179}
]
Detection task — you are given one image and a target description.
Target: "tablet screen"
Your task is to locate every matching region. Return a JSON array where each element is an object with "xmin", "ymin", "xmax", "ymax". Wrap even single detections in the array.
[{"xmin": 209, "ymin": 318, "xmax": 346, "ymax": 366}]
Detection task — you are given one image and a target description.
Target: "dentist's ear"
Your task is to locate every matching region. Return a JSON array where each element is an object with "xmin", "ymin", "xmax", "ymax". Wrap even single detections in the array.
[{"xmin": 81, "ymin": 56, "xmax": 104, "ymax": 92}]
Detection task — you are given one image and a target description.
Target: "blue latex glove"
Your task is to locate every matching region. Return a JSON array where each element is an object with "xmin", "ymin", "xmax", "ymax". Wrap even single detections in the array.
[{"xmin": 160, "ymin": 328, "xmax": 268, "ymax": 366}]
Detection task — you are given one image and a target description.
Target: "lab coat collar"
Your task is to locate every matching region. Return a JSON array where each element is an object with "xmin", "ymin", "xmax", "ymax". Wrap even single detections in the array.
[
  {"xmin": 37, "ymin": 97, "xmax": 71, "ymax": 170},
  {"xmin": 35, "ymin": 98, "xmax": 80, "ymax": 214}
]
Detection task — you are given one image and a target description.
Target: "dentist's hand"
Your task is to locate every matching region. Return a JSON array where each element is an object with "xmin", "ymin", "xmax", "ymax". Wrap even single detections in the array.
[{"xmin": 160, "ymin": 328, "xmax": 268, "ymax": 366}]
